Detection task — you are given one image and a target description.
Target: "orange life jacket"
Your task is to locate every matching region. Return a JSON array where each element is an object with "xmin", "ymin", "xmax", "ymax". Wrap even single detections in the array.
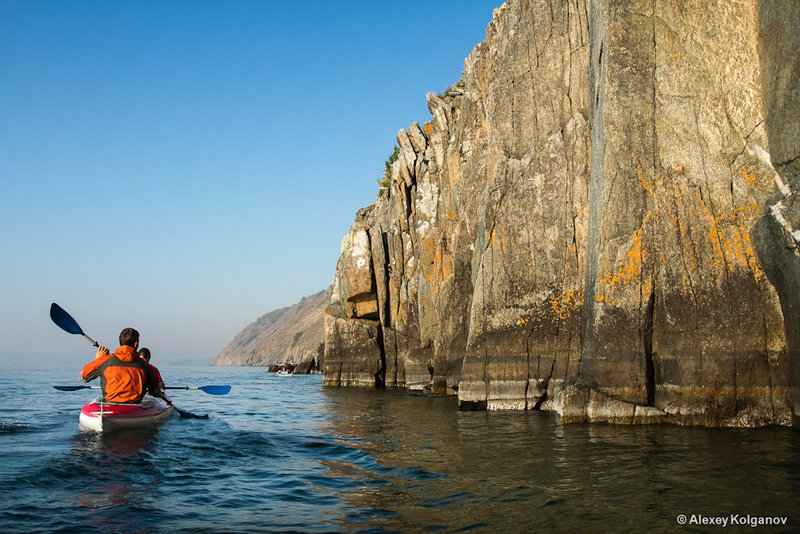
[{"xmin": 80, "ymin": 345, "xmax": 156, "ymax": 403}]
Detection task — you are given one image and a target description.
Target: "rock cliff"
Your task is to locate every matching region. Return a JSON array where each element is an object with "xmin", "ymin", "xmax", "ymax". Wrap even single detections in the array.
[
  {"xmin": 324, "ymin": 0, "xmax": 800, "ymax": 427},
  {"xmin": 214, "ymin": 289, "xmax": 328, "ymax": 369}
]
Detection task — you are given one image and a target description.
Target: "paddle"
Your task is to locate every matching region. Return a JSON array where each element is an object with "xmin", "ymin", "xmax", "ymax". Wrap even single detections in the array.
[
  {"xmin": 49, "ymin": 302, "xmax": 224, "ymax": 419},
  {"xmin": 49, "ymin": 303, "xmax": 99, "ymax": 347},
  {"xmin": 165, "ymin": 385, "xmax": 231, "ymax": 395},
  {"xmin": 53, "ymin": 385, "xmax": 101, "ymax": 391},
  {"xmin": 171, "ymin": 404, "xmax": 208, "ymax": 419},
  {"xmin": 54, "ymin": 385, "xmax": 231, "ymax": 395}
]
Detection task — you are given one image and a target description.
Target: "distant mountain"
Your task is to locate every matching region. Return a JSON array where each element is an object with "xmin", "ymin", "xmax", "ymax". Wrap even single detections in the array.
[{"xmin": 213, "ymin": 288, "xmax": 330, "ymax": 367}]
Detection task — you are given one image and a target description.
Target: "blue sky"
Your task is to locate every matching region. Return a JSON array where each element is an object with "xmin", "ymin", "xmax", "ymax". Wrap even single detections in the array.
[{"xmin": 0, "ymin": 0, "xmax": 500, "ymax": 367}]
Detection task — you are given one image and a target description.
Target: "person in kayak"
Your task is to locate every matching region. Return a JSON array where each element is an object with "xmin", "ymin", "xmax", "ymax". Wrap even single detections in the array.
[
  {"xmin": 138, "ymin": 347, "xmax": 172, "ymax": 405},
  {"xmin": 79, "ymin": 327, "xmax": 160, "ymax": 403}
]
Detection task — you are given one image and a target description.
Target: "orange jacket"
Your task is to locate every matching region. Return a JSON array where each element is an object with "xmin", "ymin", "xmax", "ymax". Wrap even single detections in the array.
[{"xmin": 80, "ymin": 346, "xmax": 157, "ymax": 403}]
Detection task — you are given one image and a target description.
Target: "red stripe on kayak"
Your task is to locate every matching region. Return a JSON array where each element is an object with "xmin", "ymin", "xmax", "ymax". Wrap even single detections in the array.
[{"xmin": 81, "ymin": 402, "xmax": 169, "ymax": 419}]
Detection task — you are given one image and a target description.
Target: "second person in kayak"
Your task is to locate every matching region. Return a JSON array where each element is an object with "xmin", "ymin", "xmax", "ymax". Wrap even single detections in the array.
[{"xmin": 138, "ymin": 347, "xmax": 172, "ymax": 405}]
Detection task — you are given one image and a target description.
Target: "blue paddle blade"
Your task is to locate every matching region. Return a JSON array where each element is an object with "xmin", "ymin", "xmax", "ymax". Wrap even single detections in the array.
[
  {"xmin": 199, "ymin": 385, "xmax": 231, "ymax": 395},
  {"xmin": 50, "ymin": 303, "xmax": 85, "ymax": 335},
  {"xmin": 53, "ymin": 385, "xmax": 91, "ymax": 391}
]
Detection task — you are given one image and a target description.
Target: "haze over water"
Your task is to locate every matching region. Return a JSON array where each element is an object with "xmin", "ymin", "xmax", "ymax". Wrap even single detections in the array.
[{"xmin": 1, "ymin": 366, "xmax": 797, "ymax": 532}]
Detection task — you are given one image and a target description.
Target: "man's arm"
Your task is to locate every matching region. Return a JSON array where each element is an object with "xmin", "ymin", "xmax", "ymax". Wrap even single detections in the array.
[
  {"xmin": 79, "ymin": 346, "xmax": 110, "ymax": 381},
  {"xmin": 146, "ymin": 364, "xmax": 171, "ymax": 403}
]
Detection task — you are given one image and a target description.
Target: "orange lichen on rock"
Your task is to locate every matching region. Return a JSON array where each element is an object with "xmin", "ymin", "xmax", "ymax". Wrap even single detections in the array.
[
  {"xmin": 598, "ymin": 164, "xmax": 767, "ymax": 306},
  {"xmin": 598, "ymin": 216, "xmax": 654, "ymax": 305},
  {"xmin": 548, "ymin": 288, "xmax": 583, "ymax": 322},
  {"xmin": 638, "ymin": 163, "xmax": 656, "ymax": 195},
  {"xmin": 713, "ymin": 204, "xmax": 765, "ymax": 281},
  {"xmin": 738, "ymin": 167, "xmax": 759, "ymax": 188},
  {"xmin": 418, "ymin": 224, "xmax": 455, "ymax": 291},
  {"xmin": 670, "ymin": 180, "xmax": 764, "ymax": 284}
]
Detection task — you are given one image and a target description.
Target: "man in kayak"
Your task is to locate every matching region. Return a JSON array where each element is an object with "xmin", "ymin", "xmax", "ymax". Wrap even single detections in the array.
[
  {"xmin": 138, "ymin": 348, "xmax": 172, "ymax": 405},
  {"xmin": 80, "ymin": 327, "xmax": 160, "ymax": 403}
]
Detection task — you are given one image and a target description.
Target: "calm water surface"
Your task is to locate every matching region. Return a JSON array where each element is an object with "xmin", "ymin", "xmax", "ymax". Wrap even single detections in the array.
[{"xmin": 1, "ymin": 365, "xmax": 798, "ymax": 533}]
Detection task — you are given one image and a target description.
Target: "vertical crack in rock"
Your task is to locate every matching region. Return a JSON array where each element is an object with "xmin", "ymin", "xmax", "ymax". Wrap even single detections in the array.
[
  {"xmin": 375, "ymin": 320, "xmax": 386, "ymax": 388},
  {"xmin": 763, "ymin": 312, "xmax": 776, "ymax": 420},
  {"xmin": 376, "ymin": 229, "xmax": 393, "ymax": 388},
  {"xmin": 379, "ymin": 232, "xmax": 392, "ymax": 326},
  {"xmin": 524, "ymin": 334, "xmax": 531, "ymax": 409},
  {"xmin": 651, "ymin": 2, "xmax": 659, "ymax": 188},
  {"xmin": 643, "ymin": 278, "xmax": 656, "ymax": 406},
  {"xmin": 534, "ymin": 360, "xmax": 556, "ymax": 410},
  {"xmin": 581, "ymin": 0, "xmax": 608, "ymax": 365}
]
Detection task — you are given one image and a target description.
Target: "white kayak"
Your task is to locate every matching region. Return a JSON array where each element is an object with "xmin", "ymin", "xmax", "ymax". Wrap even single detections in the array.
[{"xmin": 79, "ymin": 395, "xmax": 173, "ymax": 433}]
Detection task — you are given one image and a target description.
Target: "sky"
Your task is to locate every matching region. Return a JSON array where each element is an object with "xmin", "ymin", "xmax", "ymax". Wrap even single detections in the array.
[{"xmin": 0, "ymin": 0, "xmax": 501, "ymax": 367}]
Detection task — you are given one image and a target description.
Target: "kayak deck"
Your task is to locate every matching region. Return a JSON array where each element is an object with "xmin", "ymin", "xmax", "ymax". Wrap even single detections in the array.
[{"xmin": 79, "ymin": 395, "xmax": 173, "ymax": 432}]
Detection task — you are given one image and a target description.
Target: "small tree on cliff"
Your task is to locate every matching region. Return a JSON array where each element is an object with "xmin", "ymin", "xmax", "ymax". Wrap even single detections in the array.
[{"xmin": 377, "ymin": 145, "xmax": 399, "ymax": 197}]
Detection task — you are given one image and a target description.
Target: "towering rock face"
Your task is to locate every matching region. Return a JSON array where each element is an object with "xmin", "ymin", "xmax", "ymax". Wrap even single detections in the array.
[{"xmin": 324, "ymin": 0, "xmax": 800, "ymax": 427}]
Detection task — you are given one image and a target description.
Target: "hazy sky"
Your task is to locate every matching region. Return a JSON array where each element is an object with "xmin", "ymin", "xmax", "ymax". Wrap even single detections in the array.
[{"xmin": 0, "ymin": 0, "xmax": 500, "ymax": 367}]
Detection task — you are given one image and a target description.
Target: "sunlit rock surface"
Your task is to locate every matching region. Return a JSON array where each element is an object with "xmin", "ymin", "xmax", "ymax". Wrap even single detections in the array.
[{"xmin": 324, "ymin": 0, "xmax": 799, "ymax": 427}]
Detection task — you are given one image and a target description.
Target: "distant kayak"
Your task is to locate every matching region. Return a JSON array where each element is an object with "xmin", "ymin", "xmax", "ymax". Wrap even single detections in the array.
[
  {"xmin": 79, "ymin": 395, "xmax": 173, "ymax": 432},
  {"xmin": 275, "ymin": 370, "xmax": 293, "ymax": 377}
]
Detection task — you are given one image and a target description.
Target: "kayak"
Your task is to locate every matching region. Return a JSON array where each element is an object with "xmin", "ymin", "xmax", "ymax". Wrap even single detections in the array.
[
  {"xmin": 79, "ymin": 395, "xmax": 173, "ymax": 433},
  {"xmin": 275, "ymin": 370, "xmax": 293, "ymax": 376}
]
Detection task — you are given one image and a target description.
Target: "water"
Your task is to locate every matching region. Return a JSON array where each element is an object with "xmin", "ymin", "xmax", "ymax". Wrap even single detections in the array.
[{"xmin": 1, "ymin": 366, "xmax": 798, "ymax": 533}]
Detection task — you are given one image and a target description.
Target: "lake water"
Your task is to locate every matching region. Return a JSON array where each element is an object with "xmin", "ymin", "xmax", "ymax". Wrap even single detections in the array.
[{"xmin": 1, "ymin": 365, "xmax": 798, "ymax": 533}]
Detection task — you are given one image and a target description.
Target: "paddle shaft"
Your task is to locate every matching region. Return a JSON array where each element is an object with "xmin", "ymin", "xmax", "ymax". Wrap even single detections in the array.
[
  {"xmin": 81, "ymin": 333, "xmax": 99, "ymax": 347},
  {"xmin": 60, "ymin": 385, "xmax": 191, "ymax": 391},
  {"xmin": 54, "ymin": 384, "xmax": 230, "ymax": 395},
  {"xmin": 164, "ymin": 386, "xmax": 231, "ymax": 394}
]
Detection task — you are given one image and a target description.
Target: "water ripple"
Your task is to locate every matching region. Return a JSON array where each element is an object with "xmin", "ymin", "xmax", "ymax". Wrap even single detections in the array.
[{"xmin": 0, "ymin": 422, "xmax": 34, "ymax": 433}]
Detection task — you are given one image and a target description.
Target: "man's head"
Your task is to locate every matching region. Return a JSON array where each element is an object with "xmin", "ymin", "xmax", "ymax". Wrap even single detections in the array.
[
  {"xmin": 139, "ymin": 347, "xmax": 151, "ymax": 363},
  {"xmin": 119, "ymin": 327, "xmax": 140, "ymax": 348}
]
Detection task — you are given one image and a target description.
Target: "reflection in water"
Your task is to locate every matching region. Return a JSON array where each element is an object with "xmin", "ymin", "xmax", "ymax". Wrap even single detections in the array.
[
  {"xmin": 75, "ymin": 427, "xmax": 156, "ymax": 456},
  {"xmin": 70, "ymin": 428, "xmax": 163, "ymax": 533},
  {"xmin": 322, "ymin": 387, "xmax": 800, "ymax": 532}
]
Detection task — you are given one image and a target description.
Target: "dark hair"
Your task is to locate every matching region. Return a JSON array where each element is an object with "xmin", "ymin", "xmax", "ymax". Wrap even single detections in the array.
[
  {"xmin": 139, "ymin": 347, "xmax": 151, "ymax": 362},
  {"xmin": 119, "ymin": 327, "xmax": 140, "ymax": 347}
]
